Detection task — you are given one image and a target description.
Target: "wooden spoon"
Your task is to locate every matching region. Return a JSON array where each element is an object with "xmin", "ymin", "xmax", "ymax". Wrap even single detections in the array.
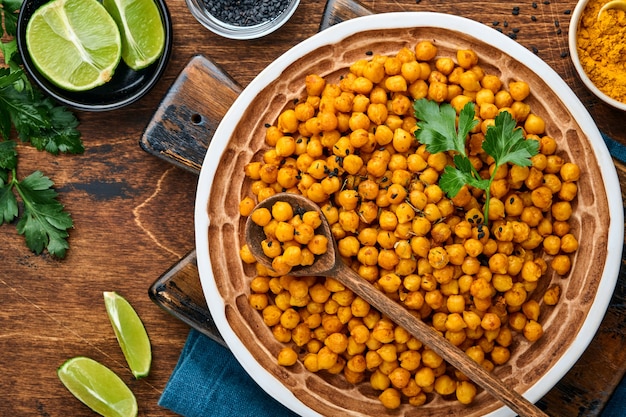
[
  {"xmin": 245, "ymin": 192, "xmax": 549, "ymax": 417},
  {"xmin": 598, "ymin": 0, "xmax": 626, "ymax": 19}
]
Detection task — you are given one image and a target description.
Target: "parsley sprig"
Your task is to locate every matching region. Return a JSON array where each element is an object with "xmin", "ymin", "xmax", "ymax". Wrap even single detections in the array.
[
  {"xmin": 413, "ymin": 98, "xmax": 539, "ymax": 223},
  {"xmin": 1, "ymin": 0, "xmax": 84, "ymax": 258}
]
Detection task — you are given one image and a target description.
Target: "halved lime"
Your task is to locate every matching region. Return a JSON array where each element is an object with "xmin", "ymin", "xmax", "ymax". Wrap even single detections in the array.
[
  {"xmin": 25, "ymin": 0, "xmax": 122, "ymax": 91},
  {"xmin": 104, "ymin": 291, "xmax": 152, "ymax": 379},
  {"xmin": 58, "ymin": 356, "xmax": 138, "ymax": 417},
  {"xmin": 103, "ymin": 0, "xmax": 165, "ymax": 70}
]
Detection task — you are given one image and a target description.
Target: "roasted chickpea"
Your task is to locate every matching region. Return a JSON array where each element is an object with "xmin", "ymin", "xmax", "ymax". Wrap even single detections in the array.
[
  {"xmin": 415, "ymin": 40, "xmax": 437, "ymax": 61},
  {"xmin": 523, "ymin": 320, "xmax": 544, "ymax": 342},
  {"xmin": 551, "ymin": 254, "xmax": 572, "ymax": 275},
  {"xmin": 509, "ymin": 80, "xmax": 530, "ymax": 101},
  {"xmin": 524, "ymin": 113, "xmax": 546, "ymax": 135}
]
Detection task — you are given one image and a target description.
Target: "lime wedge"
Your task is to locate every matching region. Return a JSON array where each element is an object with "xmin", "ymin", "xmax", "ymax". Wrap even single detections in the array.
[
  {"xmin": 104, "ymin": 291, "xmax": 152, "ymax": 379},
  {"xmin": 58, "ymin": 356, "xmax": 138, "ymax": 417},
  {"xmin": 25, "ymin": 0, "xmax": 122, "ymax": 91},
  {"xmin": 103, "ymin": 0, "xmax": 165, "ymax": 70}
]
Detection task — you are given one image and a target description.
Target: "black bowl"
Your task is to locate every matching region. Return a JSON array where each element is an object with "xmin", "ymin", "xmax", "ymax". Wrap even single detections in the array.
[{"xmin": 16, "ymin": 0, "xmax": 173, "ymax": 112}]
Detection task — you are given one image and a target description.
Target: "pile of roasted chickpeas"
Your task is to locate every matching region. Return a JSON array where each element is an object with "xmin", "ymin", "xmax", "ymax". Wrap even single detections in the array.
[{"xmin": 238, "ymin": 40, "xmax": 580, "ymax": 410}]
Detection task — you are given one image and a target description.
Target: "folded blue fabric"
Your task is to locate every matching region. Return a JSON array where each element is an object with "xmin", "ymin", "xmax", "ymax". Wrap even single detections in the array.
[
  {"xmin": 160, "ymin": 131, "xmax": 626, "ymax": 417},
  {"xmin": 601, "ymin": 131, "xmax": 626, "ymax": 165},
  {"xmin": 602, "ymin": 376, "xmax": 626, "ymax": 417},
  {"xmin": 159, "ymin": 329, "xmax": 299, "ymax": 417}
]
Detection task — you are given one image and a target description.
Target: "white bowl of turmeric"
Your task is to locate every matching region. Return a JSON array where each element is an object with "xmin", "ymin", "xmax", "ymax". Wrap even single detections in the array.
[{"xmin": 569, "ymin": 0, "xmax": 626, "ymax": 111}]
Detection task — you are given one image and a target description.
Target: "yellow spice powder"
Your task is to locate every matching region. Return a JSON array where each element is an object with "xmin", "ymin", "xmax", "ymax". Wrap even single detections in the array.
[{"xmin": 576, "ymin": 0, "xmax": 626, "ymax": 103}]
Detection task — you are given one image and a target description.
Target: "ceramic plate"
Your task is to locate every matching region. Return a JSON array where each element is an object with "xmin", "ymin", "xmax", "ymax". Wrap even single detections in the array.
[{"xmin": 194, "ymin": 12, "xmax": 622, "ymax": 417}]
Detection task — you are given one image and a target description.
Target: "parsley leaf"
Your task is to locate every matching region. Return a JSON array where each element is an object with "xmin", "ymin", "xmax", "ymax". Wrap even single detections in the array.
[
  {"xmin": 413, "ymin": 99, "xmax": 539, "ymax": 224},
  {"xmin": 0, "ymin": 0, "xmax": 21, "ymax": 37},
  {"xmin": 414, "ymin": 98, "xmax": 478, "ymax": 155},
  {"xmin": 439, "ymin": 155, "xmax": 490, "ymax": 197},
  {"xmin": 483, "ymin": 110, "xmax": 539, "ymax": 167},
  {"xmin": 0, "ymin": 179, "xmax": 18, "ymax": 223},
  {"xmin": 0, "ymin": 140, "xmax": 17, "ymax": 169},
  {"xmin": 13, "ymin": 171, "xmax": 73, "ymax": 258}
]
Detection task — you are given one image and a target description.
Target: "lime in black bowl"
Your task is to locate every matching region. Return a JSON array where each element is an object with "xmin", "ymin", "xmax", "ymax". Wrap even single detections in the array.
[{"xmin": 16, "ymin": 0, "xmax": 173, "ymax": 112}]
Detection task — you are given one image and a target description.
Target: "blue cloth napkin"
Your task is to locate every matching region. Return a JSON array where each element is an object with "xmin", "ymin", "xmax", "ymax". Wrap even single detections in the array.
[
  {"xmin": 160, "ymin": 131, "xmax": 626, "ymax": 417},
  {"xmin": 159, "ymin": 329, "xmax": 299, "ymax": 417},
  {"xmin": 602, "ymin": 131, "xmax": 626, "ymax": 165}
]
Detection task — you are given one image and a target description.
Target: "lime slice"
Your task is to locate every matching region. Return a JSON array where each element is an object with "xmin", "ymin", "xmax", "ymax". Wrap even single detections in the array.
[
  {"xmin": 103, "ymin": 0, "xmax": 165, "ymax": 70},
  {"xmin": 58, "ymin": 356, "xmax": 138, "ymax": 417},
  {"xmin": 104, "ymin": 291, "xmax": 152, "ymax": 379},
  {"xmin": 25, "ymin": 0, "xmax": 122, "ymax": 91}
]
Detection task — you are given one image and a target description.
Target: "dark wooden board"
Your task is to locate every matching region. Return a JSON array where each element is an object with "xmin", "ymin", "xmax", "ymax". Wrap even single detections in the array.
[
  {"xmin": 140, "ymin": 55, "xmax": 242, "ymax": 173},
  {"xmin": 143, "ymin": 0, "xmax": 626, "ymax": 415}
]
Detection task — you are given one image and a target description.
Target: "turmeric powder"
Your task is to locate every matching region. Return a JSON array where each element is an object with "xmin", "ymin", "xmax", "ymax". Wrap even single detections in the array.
[{"xmin": 576, "ymin": 0, "xmax": 626, "ymax": 103}]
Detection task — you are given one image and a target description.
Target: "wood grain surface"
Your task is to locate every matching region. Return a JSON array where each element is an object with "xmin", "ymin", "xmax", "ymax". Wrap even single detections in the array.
[{"xmin": 1, "ymin": 0, "xmax": 625, "ymax": 416}]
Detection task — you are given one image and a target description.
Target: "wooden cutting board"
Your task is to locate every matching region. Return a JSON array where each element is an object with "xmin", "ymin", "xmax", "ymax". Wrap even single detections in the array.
[{"xmin": 140, "ymin": 0, "xmax": 626, "ymax": 414}]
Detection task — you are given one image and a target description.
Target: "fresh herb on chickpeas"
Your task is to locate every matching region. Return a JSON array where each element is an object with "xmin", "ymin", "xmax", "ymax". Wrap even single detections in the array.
[{"xmin": 239, "ymin": 39, "xmax": 580, "ymax": 410}]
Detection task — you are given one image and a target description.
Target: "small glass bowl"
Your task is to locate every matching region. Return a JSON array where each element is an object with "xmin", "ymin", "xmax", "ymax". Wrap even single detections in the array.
[
  {"xmin": 569, "ymin": 0, "xmax": 626, "ymax": 111},
  {"xmin": 186, "ymin": 0, "xmax": 300, "ymax": 40}
]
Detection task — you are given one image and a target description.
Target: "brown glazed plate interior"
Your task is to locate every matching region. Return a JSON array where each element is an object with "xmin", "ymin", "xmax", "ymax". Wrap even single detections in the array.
[{"xmin": 194, "ymin": 12, "xmax": 623, "ymax": 417}]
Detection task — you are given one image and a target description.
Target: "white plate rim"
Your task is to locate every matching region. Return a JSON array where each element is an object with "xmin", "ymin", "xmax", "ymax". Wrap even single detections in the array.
[{"xmin": 194, "ymin": 11, "xmax": 623, "ymax": 417}]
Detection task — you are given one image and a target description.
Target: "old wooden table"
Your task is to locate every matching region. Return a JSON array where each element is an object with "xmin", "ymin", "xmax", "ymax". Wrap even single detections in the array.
[{"xmin": 2, "ymin": 0, "xmax": 625, "ymax": 416}]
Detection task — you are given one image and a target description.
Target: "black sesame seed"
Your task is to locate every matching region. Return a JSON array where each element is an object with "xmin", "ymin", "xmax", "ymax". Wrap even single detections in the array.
[
  {"xmin": 532, "ymin": 2, "xmax": 537, "ymax": 7},
  {"xmin": 264, "ymin": 123, "xmax": 271, "ymax": 128},
  {"xmin": 503, "ymin": 20, "xmax": 509, "ymax": 27},
  {"xmin": 512, "ymin": 27, "xmax": 520, "ymax": 33},
  {"xmin": 543, "ymin": 0, "xmax": 550, "ymax": 4},
  {"xmin": 496, "ymin": 28, "xmax": 503, "ymax": 33},
  {"xmin": 365, "ymin": 50, "xmax": 373, "ymax": 56},
  {"xmin": 556, "ymin": 28, "xmax": 562, "ymax": 34},
  {"xmin": 478, "ymin": 232, "xmax": 485, "ymax": 239},
  {"xmin": 205, "ymin": 0, "xmax": 292, "ymax": 27},
  {"xmin": 561, "ymin": 51, "xmax": 569, "ymax": 58},
  {"xmin": 512, "ymin": 9, "xmax": 520, "ymax": 15},
  {"xmin": 509, "ymin": 197, "xmax": 515, "ymax": 204},
  {"xmin": 508, "ymin": 33, "xmax": 518, "ymax": 39},
  {"xmin": 555, "ymin": 19, "xmax": 560, "ymax": 27},
  {"xmin": 564, "ymin": 9, "xmax": 571, "ymax": 14},
  {"xmin": 493, "ymin": 21, "xmax": 500, "ymax": 26},
  {"xmin": 532, "ymin": 46, "xmax": 539, "ymax": 54},
  {"xmin": 531, "ymin": 15, "xmax": 537, "ymax": 21}
]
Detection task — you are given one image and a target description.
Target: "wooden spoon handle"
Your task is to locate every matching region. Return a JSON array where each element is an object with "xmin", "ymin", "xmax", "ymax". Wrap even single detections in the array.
[{"xmin": 332, "ymin": 263, "xmax": 549, "ymax": 417}]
